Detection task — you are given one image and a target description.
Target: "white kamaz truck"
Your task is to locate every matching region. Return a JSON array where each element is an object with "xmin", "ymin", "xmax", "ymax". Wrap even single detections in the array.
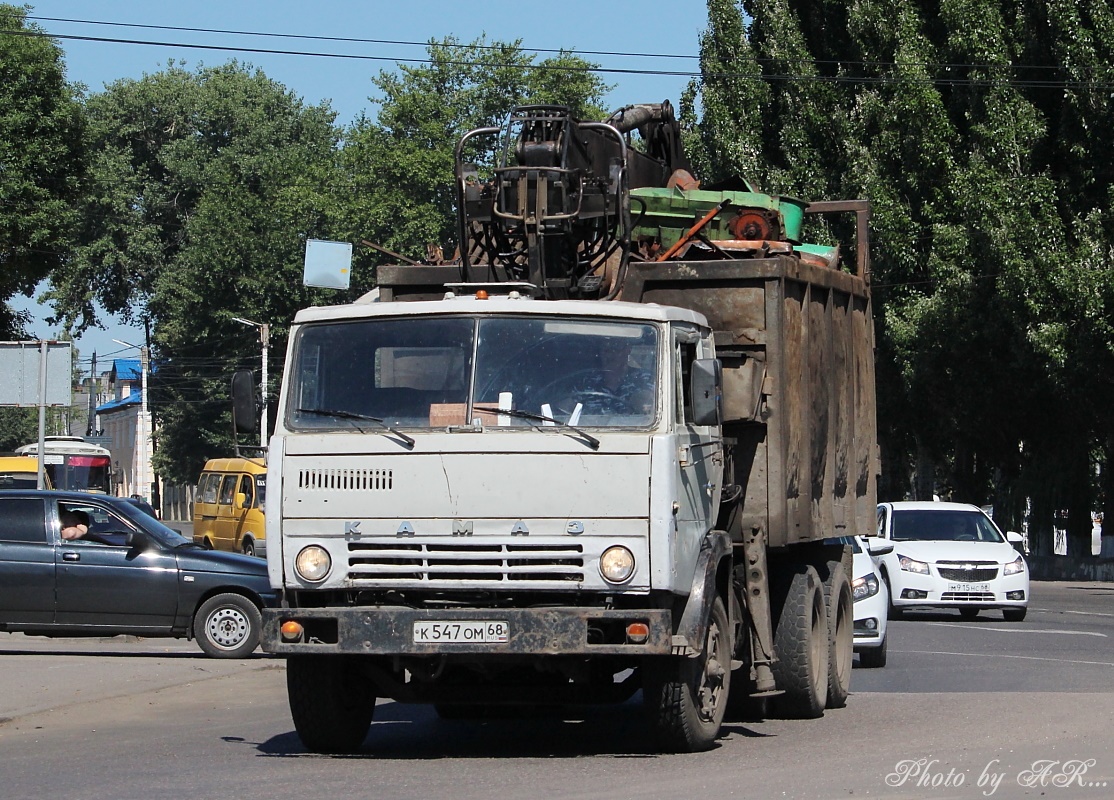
[{"xmin": 249, "ymin": 103, "xmax": 877, "ymax": 753}]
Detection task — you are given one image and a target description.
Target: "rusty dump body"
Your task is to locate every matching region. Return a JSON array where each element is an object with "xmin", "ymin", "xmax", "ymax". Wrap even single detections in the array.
[{"xmin": 618, "ymin": 207, "xmax": 877, "ymax": 550}]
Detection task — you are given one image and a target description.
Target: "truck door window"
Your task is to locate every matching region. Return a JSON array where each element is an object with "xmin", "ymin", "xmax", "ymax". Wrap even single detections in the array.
[{"xmin": 677, "ymin": 341, "xmax": 697, "ymax": 424}]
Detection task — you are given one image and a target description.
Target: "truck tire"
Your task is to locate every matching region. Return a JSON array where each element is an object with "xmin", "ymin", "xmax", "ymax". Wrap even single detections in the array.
[
  {"xmin": 822, "ymin": 561, "xmax": 853, "ymax": 709},
  {"xmin": 193, "ymin": 593, "xmax": 262, "ymax": 659},
  {"xmin": 771, "ymin": 565, "xmax": 829, "ymax": 719},
  {"xmin": 287, "ymin": 655, "xmax": 376, "ymax": 754},
  {"xmin": 644, "ymin": 596, "xmax": 731, "ymax": 752}
]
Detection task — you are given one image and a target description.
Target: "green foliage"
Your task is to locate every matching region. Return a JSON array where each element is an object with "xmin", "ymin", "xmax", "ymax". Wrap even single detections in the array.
[
  {"xmin": 0, "ymin": 4, "xmax": 85, "ymax": 337},
  {"xmin": 692, "ymin": 0, "xmax": 1114, "ymax": 553},
  {"xmin": 0, "ymin": 407, "xmax": 36, "ymax": 452}
]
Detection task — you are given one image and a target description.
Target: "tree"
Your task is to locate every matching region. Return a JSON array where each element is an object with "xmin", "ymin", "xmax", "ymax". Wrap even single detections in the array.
[
  {"xmin": 337, "ymin": 37, "xmax": 610, "ymax": 279},
  {"xmin": 688, "ymin": 1, "xmax": 1114, "ymax": 554},
  {"xmin": 0, "ymin": 4, "xmax": 85, "ymax": 337},
  {"xmin": 45, "ymin": 62, "xmax": 343, "ymax": 484}
]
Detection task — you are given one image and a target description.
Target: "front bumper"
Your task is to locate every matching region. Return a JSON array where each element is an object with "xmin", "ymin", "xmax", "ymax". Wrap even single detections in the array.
[
  {"xmin": 263, "ymin": 606, "xmax": 676, "ymax": 656},
  {"xmin": 890, "ymin": 571, "xmax": 1028, "ymax": 609}
]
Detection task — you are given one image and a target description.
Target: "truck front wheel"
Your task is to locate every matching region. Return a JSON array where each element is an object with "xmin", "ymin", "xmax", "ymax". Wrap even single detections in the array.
[
  {"xmin": 287, "ymin": 655, "xmax": 376, "ymax": 754},
  {"xmin": 644, "ymin": 596, "xmax": 731, "ymax": 752}
]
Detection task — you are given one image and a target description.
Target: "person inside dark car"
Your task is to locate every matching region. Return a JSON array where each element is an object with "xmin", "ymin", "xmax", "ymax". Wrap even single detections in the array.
[{"xmin": 59, "ymin": 509, "xmax": 91, "ymax": 540}]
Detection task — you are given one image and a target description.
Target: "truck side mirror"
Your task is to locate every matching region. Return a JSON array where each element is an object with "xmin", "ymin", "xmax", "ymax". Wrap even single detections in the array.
[
  {"xmin": 231, "ymin": 370, "xmax": 258, "ymax": 434},
  {"xmin": 691, "ymin": 359, "xmax": 722, "ymax": 426}
]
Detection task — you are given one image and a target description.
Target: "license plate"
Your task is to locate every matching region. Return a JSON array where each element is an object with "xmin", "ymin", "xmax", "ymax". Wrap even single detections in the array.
[
  {"xmin": 948, "ymin": 582, "xmax": 990, "ymax": 592},
  {"xmin": 413, "ymin": 621, "xmax": 510, "ymax": 644}
]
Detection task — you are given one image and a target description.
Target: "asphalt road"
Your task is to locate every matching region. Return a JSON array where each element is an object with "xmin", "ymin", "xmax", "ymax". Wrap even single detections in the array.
[{"xmin": 1, "ymin": 582, "xmax": 1112, "ymax": 800}]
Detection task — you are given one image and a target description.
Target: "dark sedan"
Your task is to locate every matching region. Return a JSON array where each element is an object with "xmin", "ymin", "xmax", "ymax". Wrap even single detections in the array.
[{"xmin": 0, "ymin": 490, "xmax": 276, "ymax": 658}]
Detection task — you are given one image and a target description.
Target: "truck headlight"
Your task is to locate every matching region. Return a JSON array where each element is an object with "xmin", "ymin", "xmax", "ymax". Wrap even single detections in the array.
[
  {"xmin": 295, "ymin": 545, "xmax": 331, "ymax": 582},
  {"xmin": 898, "ymin": 555, "xmax": 930, "ymax": 575},
  {"xmin": 599, "ymin": 546, "xmax": 635, "ymax": 584},
  {"xmin": 1003, "ymin": 555, "xmax": 1026, "ymax": 576}
]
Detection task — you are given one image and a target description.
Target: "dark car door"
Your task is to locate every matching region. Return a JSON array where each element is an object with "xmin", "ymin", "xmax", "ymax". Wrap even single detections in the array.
[
  {"xmin": 54, "ymin": 500, "xmax": 180, "ymax": 631},
  {"xmin": 0, "ymin": 496, "xmax": 54, "ymax": 625}
]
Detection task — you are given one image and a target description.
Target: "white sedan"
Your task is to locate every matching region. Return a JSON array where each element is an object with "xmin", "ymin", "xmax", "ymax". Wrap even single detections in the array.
[
  {"xmin": 871, "ymin": 501, "xmax": 1029, "ymax": 621},
  {"xmin": 852, "ymin": 536, "xmax": 889, "ymax": 667}
]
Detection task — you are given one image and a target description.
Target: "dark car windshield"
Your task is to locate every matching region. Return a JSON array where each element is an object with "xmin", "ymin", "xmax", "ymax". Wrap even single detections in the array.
[{"xmin": 891, "ymin": 509, "xmax": 1004, "ymax": 543}]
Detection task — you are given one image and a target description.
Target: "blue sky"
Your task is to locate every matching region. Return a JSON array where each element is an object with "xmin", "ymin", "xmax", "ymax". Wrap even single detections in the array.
[{"xmin": 14, "ymin": 1, "xmax": 713, "ymax": 369}]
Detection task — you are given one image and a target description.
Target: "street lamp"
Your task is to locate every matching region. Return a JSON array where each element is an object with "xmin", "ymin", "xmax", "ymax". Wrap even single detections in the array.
[
  {"xmin": 112, "ymin": 338, "xmax": 150, "ymax": 502},
  {"xmin": 232, "ymin": 317, "xmax": 270, "ymax": 447}
]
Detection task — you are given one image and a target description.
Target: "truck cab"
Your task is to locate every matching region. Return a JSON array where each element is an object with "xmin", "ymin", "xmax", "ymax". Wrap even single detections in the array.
[{"xmin": 267, "ymin": 292, "xmax": 722, "ymax": 604}]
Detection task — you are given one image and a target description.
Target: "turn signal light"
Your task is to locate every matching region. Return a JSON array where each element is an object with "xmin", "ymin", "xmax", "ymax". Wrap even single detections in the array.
[
  {"xmin": 475, "ymin": 290, "xmax": 489, "ymax": 300},
  {"xmin": 626, "ymin": 622, "xmax": 649, "ymax": 644},
  {"xmin": 280, "ymin": 620, "xmax": 305, "ymax": 642}
]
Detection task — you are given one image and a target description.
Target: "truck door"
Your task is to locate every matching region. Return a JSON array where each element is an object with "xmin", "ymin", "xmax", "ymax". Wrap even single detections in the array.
[{"xmin": 674, "ymin": 330, "xmax": 722, "ymax": 540}]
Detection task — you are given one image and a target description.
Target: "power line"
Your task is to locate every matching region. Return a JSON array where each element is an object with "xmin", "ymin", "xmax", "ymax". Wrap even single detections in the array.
[
  {"xmin": 23, "ymin": 14, "xmax": 1099, "ymax": 74},
  {"xmin": 5, "ymin": 23, "xmax": 1113, "ymax": 89},
  {"xmin": 25, "ymin": 15, "xmax": 701, "ymax": 62}
]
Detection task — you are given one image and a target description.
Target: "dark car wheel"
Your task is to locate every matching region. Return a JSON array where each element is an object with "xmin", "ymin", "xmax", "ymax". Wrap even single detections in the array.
[
  {"xmin": 242, "ymin": 538, "xmax": 256, "ymax": 558},
  {"xmin": 194, "ymin": 593, "xmax": 262, "ymax": 658}
]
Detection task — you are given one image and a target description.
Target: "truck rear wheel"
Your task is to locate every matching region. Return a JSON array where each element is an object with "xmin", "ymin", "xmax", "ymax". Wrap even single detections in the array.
[
  {"xmin": 287, "ymin": 655, "xmax": 376, "ymax": 754},
  {"xmin": 771, "ymin": 565, "xmax": 829, "ymax": 719},
  {"xmin": 822, "ymin": 561, "xmax": 853, "ymax": 709},
  {"xmin": 644, "ymin": 596, "xmax": 731, "ymax": 752}
]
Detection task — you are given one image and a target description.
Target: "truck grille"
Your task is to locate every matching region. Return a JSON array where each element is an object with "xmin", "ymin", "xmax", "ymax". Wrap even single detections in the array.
[
  {"xmin": 297, "ymin": 468, "xmax": 393, "ymax": 491},
  {"xmin": 346, "ymin": 541, "xmax": 585, "ymax": 583},
  {"xmin": 937, "ymin": 565, "xmax": 998, "ymax": 582}
]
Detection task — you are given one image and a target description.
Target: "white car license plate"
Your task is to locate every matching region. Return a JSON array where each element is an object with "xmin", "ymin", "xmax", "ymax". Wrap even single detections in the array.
[
  {"xmin": 948, "ymin": 582, "xmax": 990, "ymax": 592},
  {"xmin": 413, "ymin": 621, "xmax": 510, "ymax": 644}
]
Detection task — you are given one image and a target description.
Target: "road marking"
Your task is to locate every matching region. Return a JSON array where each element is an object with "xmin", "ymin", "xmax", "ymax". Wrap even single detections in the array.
[
  {"xmin": 901, "ymin": 649, "xmax": 1114, "ymax": 668},
  {"xmin": 1032, "ymin": 608, "xmax": 1114, "ymax": 619},
  {"xmin": 923, "ymin": 622, "xmax": 1106, "ymax": 636}
]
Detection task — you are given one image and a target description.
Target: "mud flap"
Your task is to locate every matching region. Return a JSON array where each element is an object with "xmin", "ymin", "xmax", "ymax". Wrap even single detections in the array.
[{"xmin": 673, "ymin": 530, "xmax": 732, "ymax": 654}]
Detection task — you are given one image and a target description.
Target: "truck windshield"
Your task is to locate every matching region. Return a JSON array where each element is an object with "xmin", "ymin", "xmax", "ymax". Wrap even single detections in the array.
[{"xmin": 288, "ymin": 316, "xmax": 659, "ymax": 430}]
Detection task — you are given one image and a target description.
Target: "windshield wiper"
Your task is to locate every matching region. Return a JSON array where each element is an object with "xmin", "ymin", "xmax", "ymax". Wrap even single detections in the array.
[
  {"xmin": 296, "ymin": 407, "xmax": 416, "ymax": 448},
  {"xmin": 472, "ymin": 406, "xmax": 600, "ymax": 450}
]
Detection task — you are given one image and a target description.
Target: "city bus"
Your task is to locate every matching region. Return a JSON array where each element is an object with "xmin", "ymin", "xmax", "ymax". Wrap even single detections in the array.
[{"xmin": 15, "ymin": 436, "xmax": 113, "ymax": 493}]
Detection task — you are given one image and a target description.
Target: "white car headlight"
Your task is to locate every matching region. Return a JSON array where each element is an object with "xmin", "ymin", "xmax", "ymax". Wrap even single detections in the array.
[
  {"xmin": 1003, "ymin": 555, "xmax": 1026, "ymax": 576},
  {"xmin": 599, "ymin": 546, "xmax": 635, "ymax": 584},
  {"xmin": 898, "ymin": 554, "xmax": 930, "ymax": 574},
  {"xmin": 852, "ymin": 573, "xmax": 880, "ymax": 601},
  {"xmin": 295, "ymin": 545, "xmax": 332, "ymax": 582}
]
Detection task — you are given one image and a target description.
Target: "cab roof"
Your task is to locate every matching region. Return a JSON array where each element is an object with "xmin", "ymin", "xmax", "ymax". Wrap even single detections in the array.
[{"xmin": 292, "ymin": 295, "xmax": 711, "ymax": 330}]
